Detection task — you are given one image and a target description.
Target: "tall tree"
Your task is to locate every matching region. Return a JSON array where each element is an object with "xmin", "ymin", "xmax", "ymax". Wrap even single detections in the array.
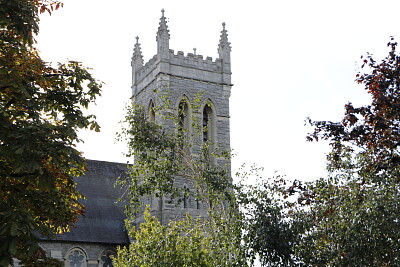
[
  {"xmin": 236, "ymin": 172, "xmax": 303, "ymax": 266},
  {"xmin": 0, "ymin": 0, "xmax": 101, "ymax": 265},
  {"xmin": 237, "ymin": 40, "xmax": 400, "ymax": 266},
  {"xmin": 115, "ymin": 102, "xmax": 246, "ymax": 266},
  {"xmin": 288, "ymin": 39, "xmax": 400, "ymax": 265}
]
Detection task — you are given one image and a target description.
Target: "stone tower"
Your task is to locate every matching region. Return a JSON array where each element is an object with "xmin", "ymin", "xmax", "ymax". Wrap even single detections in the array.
[{"xmin": 131, "ymin": 10, "xmax": 232, "ymax": 225}]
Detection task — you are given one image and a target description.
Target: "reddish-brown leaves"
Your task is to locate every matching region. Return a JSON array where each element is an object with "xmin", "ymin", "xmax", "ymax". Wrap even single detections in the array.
[
  {"xmin": 307, "ymin": 39, "xmax": 400, "ymax": 173},
  {"xmin": 38, "ymin": 1, "xmax": 64, "ymax": 15}
]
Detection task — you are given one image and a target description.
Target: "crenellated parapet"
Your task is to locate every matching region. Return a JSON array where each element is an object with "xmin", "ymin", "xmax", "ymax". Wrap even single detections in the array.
[
  {"xmin": 169, "ymin": 49, "xmax": 221, "ymax": 72},
  {"xmin": 131, "ymin": 10, "xmax": 232, "ymax": 97}
]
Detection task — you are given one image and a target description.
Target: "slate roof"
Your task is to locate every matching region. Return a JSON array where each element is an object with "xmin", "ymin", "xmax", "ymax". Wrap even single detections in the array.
[{"xmin": 40, "ymin": 160, "xmax": 130, "ymax": 245}]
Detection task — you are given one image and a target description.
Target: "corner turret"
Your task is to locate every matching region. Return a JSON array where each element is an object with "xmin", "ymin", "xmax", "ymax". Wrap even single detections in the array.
[
  {"xmin": 218, "ymin": 22, "xmax": 231, "ymax": 62},
  {"xmin": 156, "ymin": 9, "xmax": 170, "ymax": 59},
  {"xmin": 218, "ymin": 22, "xmax": 232, "ymax": 85},
  {"xmin": 131, "ymin": 36, "xmax": 144, "ymax": 85}
]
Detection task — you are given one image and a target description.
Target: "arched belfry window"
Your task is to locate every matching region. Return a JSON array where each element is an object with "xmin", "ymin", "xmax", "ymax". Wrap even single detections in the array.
[
  {"xmin": 65, "ymin": 248, "xmax": 87, "ymax": 267},
  {"xmin": 149, "ymin": 100, "xmax": 156, "ymax": 122},
  {"xmin": 202, "ymin": 104, "xmax": 214, "ymax": 144},
  {"xmin": 178, "ymin": 98, "xmax": 190, "ymax": 135},
  {"xmin": 183, "ymin": 184, "xmax": 189, "ymax": 209}
]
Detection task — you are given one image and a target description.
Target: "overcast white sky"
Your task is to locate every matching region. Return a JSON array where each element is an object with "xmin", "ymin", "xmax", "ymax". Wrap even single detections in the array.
[{"xmin": 36, "ymin": 0, "xmax": 400, "ymax": 182}]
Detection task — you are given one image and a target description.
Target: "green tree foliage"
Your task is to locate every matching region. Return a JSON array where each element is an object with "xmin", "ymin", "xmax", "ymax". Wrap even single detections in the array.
[
  {"xmin": 264, "ymin": 39, "xmax": 400, "ymax": 266},
  {"xmin": 236, "ymin": 169, "xmax": 303, "ymax": 266},
  {"xmin": 300, "ymin": 39, "xmax": 400, "ymax": 266},
  {"xmin": 237, "ymin": 40, "xmax": 400, "ymax": 266},
  {"xmin": 0, "ymin": 0, "xmax": 101, "ymax": 265},
  {"xmin": 114, "ymin": 206, "xmax": 245, "ymax": 267},
  {"xmin": 115, "ymin": 100, "xmax": 246, "ymax": 266}
]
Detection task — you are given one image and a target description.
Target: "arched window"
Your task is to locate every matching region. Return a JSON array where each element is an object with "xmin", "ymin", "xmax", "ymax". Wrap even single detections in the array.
[
  {"xmin": 99, "ymin": 250, "xmax": 117, "ymax": 267},
  {"xmin": 178, "ymin": 99, "xmax": 189, "ymax": 131},
  {"xmin": 177, "ymin": 99, "xmax": 190, "ymax": 142},
  {"xmin": 196, "ymin": 198, "xmax": 201, "ymax": 209},
  {"xmin": 183, "ymin": 184, "xmax": 188, "ymax": 209},
  {"xmin": 202, "ymin": 104, "xmax": 214, "ymax": 144},
  {"xmin": 149, "ymin": 100, "xmax": 155, "ymax": 122},
  {"xmin": 65, "ymin": 248, "xmax": 87, "ymax": 267}
]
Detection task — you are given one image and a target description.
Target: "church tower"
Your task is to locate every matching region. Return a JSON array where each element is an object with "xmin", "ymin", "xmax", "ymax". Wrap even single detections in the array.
[{"xmin": 131, "ymin": 10, "xmax": 232, "ymax": 225}]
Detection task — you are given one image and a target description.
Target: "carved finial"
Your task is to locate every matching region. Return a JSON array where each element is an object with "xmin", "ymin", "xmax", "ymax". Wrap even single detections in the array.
[
  {"xmin": 193, "ymin": 48, "xmax": 197, "ymax": 55},
  {"xmin": 133, "ymin": 35, "xmax": 143, "ymax": 66},
  {"xmin": 218, "ymin": 22, "xmax": 231, "ymax": 51},
  {"xmin": 157, "ymin": 8, "xmax": 170, "ymax": 56},
  {"xmin": 157, "ymin": 8, "xmax": 170, "ymax": 39},
  {"xmin": 218, "ymin": 22, "xmax": 231, "ymax": 65}
]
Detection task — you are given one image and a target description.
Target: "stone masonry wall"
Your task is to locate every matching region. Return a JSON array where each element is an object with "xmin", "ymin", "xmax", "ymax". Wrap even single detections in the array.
[
  {"xmin": 131, "ymin": 9, "xmax": 232, "ymax": 227},
  {"xmin": 132, "ymin": 52, "xmax": 231, "ymax": 225}
]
